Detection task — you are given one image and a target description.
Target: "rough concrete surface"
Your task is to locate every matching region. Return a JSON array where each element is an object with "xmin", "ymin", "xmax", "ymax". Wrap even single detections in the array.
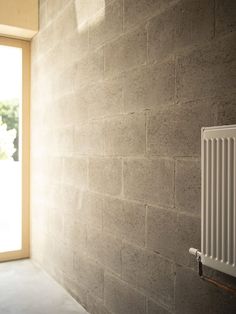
[{"xmin": 31, "ymin": 0, "xmax": 236, "ymax": 313}]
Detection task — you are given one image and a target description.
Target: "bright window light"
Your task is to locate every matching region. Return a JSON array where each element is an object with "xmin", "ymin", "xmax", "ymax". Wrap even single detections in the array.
[{"xmin": 0, "ymin": 45, "xmax": 22, "ymax": 253}]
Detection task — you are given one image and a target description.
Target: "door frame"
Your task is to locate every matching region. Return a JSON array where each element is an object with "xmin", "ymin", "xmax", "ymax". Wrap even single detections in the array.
[{"xmin": 0, "ymin": 36, "xmax": 30, "ymax": 262}]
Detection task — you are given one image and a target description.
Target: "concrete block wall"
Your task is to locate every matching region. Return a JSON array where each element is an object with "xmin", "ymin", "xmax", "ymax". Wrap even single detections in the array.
[{"xmin": 31, "ymin": 0, "xmax": 236, "ymax": 313}]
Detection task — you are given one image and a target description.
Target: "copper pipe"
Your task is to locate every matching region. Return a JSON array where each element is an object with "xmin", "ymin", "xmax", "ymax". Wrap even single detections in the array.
[{"xmin": 200, "ymin": 275, "xmax": 236, "ymax": 296}]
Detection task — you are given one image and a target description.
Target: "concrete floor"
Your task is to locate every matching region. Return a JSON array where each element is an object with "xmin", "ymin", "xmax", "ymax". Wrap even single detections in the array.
[{"xmin": 0, "ymin": 260, "xmax": 88, "ymax": 314}]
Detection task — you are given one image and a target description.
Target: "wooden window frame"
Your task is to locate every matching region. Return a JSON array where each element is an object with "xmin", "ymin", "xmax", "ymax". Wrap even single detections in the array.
[{"xmin": 0, "ymin": 36, "xmax": 30, "ymax": 262}]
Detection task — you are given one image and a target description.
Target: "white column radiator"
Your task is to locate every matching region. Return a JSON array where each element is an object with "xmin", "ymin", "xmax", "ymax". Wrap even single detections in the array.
[{"xmin": 191, "ymin": 125, "xmax": 236, "ymax": 278}]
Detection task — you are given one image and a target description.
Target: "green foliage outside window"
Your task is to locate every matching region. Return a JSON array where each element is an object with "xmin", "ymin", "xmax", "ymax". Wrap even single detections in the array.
[{"xmin": 0, "ymin": 99, "xmax": 18, "ymax": 161}]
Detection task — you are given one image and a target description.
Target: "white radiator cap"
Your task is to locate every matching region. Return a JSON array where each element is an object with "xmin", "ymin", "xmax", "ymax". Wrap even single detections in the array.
[{"xmin": 189, "ymin": 248, "xmax": 199, "ymax": 257}]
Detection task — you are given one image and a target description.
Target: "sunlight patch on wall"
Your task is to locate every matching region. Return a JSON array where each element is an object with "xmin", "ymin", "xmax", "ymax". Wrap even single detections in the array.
[{"xmin": 75, "ymin": 0, "xmax": 105, "ymax": 32}]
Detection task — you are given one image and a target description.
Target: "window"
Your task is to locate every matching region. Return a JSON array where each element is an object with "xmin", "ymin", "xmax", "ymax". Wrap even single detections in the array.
[{"xmin": 0, "ymin": 37, "xmax": 30, "ymax": 261}]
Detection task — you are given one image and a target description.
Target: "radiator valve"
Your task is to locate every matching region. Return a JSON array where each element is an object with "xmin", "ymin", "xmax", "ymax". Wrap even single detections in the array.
[{"xmin": 189, "ymin": 248, "xmax": 202, "ymax": 276}]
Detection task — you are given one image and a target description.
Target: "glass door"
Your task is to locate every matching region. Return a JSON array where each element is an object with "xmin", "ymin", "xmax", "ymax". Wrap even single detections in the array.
[{"xmin": 0, "ymin": 37, "xmax": 30, "ymax": 262}]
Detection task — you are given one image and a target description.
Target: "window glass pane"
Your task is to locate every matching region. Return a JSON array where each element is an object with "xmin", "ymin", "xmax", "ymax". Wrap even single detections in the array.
[{"xmin": 0, "ymin": 45, "xmax": 22, "ymax": 253}]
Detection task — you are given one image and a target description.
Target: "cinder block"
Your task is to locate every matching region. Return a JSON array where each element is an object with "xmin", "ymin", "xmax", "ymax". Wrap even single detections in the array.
[
  {"xmin": 47, "ymin": 157, "xmax": 63, "ymax": 184},
  {"xmin": 33, "ymin": 202, "xmax": 49, "ymax": 236},
  {"xmin": 74, "ymin": 0, "xmax": 91, "ymax": 27},
  {"xmin": 31, "ymin": 230, "xmax": 47, "ymax": 264},
  {"xmin": 53, "ymin": 2, "xmax": 77, "ymax": 45},
  {"xmin": 87, "ymin": 75, "xmax": 123, "ymax": 119},
  {"xmin": 89, "ymin": 158, "xmax": 122, "ymax": 196},
  {"xmin": 124, "ymin": 60, "xmax": 175, "ymax": 113},
  {"xmin": 148, "ymin": 0, "xmax": 214, "ymax": 63},
  {"xmin": 31, "ymin": 42, "xmax": 39, "ymax": 68},
  {"xmin": 74, "ymin": 253, "xmax": 104, "ymax": 299},
  {"xmin": 147, "ymin": 298, "xmax": 171, "ymax": 314},
  {"xmin": 174, "ymin": 0, "xmax": 214, "ymax": 50},
  {"xmin": 62, "ymin": 157, "xmax": 87, "ymax": 188},
  {"xmin": 54, "ymin": 94, "xmax": 76, "ymax": 127},
  {"xmin": 63, "ymin": 200, "xmax": 77, "ymax": 228},
  {"xmin": 73, "ymin": 87, "xmax": 91, "ymax": 125},
  {"xmin": 175, "ymin": 158, "xmax": 201, "ymax": 215},
  {"xmin": 104, "ymin": 113, "xmax": 146, "ymax": 156},
  {"xmin": 32, "ymin": 72, "xmax": 53, "ymax": 107},
  {"xmin": 175, "ymin": 266, "xmax": 236, "ymax": 314},
  {"xmin": 74, "ymin": 120, "xmax": 104, "ymax": 155},
  {"xmin": 75, "ymin": 0, "xmax": 109, "ymax": 27},
  {"xmin": 46, "ymin": 0, "xmax": 68, "ymax": 21},
  {"xmin": 103, "ymin": 197, "xmax": 146, "ymax": 246},
  {"xmin": 86, "ymin": 120, "xmax": 104, "ymax": 155},
  {"xmin": 63, "ymin": 28, "xmax": 89, "ymax": 66},
  {"xmin": 54, "ymin": 65, "xmax": 76, "ymax": 99},
  {"xmin": 89, "ymin": 0, "xmax": 123, "ymax": 49},
  {"xmin": 64, "ymin": 221, "xmax": 87, "ymax": 253},
  {"xmin": 124, "ymin": 158, "xmax": 174, "ymax": 207},
  {"xmin": 47, "ymin": 183, "xmax": 62, "ymax": 209},
  {"xmin": 38, "ymin": 24, "xmax": 54, "ymax": 56},
  {"xmin": 216, "ymin": 99, "xmax": 236, "ymax": 126},
  {"xmin": 215, "ymin": 0, "xmax": 236, "ymax": 35},
  {"xmin": 147, "ymin": 206, "xmax": 178, "ymax": 262},
  {"xmin": 63, "ymin": 275, "xmax": 88, "ymax": 309},
  {"xmin": 43, "ymin": 46, "xmax": 62, "ymax": 75},
  {"xmin": 73, "ymin": 90, "xmax": 89, "ymax": 125},
  {"xmin": 87, "ymin": 294, "xmax": 110, "ymax": 314},
  {"xmin": 59, "ymin": 184, "xmax": 78, "ymax": 211},
  {"xmin": 72, "ymin": 87, "xmax": 91, "ymax": 125},
  {"xmin": 104, "ymin": 26, "xmax": 147, "ymax": 77},
  {"xmin": 87, "ymin": 227, "xmax": 122, "ymax": 275},
  {"xmin": 47, "ymin": 255, "xmax": 64, "ymax": 284},
  {"xmin": 147, "ymin": 101, "xmax": 214, "ymax": 157},
  {"xmin": 61, "ymin": 246, "xmax": 75, "ymax": 277},
  {"xmin": 74, "ymin": 48, "xmax": 104, "ymax": 89},
  {"xmin": 78, "ymin": 191, "xmax": 103, "ymax": 229},
  {"xmin": 74, "ymin": 84, "xmax": 100, "ymax": 121},
  {"xmin": 177, "ymin": 213, "xmax": 201, "ymax": 266},
  {"xmin": 45, "ymin": 127, "xmax": 59, "ymax": 154},
  {"xmin": 104, "ymin": 272, "xmax": 146, "ymax": 314},
  {"xmin": 147, "ymin": 9, "xmax": 174, "ymax": 64},
  {"xmin": 52, "ymin": 242, "xmax": 74, "ymax": 276},
  {"xmin": 147, "ymin": 206, "xmax": 201, "ymax": 266},
  {"xmin": 122, "ymin": 243, "xmax": 175, "ymax": 309},
  {"xmin": 124, "ymin": 0, "xmax": 173, "ymax": 31},
  {"xmin": 176, "ymin": 33, "xmax": 236, "ymax": 102}
]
